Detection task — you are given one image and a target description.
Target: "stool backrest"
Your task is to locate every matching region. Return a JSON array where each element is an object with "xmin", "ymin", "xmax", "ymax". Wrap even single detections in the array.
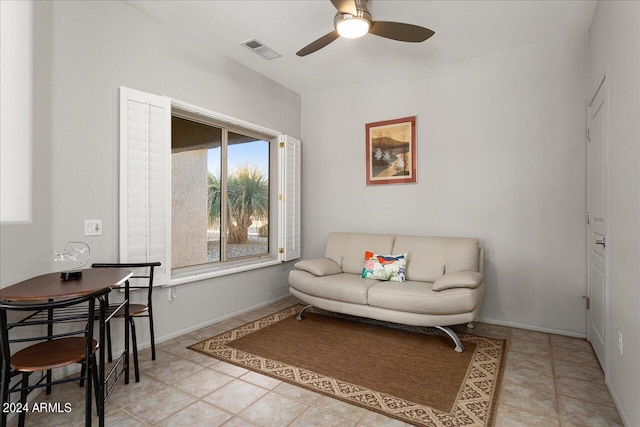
[{"xmin": 91, "ymin": 262, "xmax": 160, "ymax": 305}]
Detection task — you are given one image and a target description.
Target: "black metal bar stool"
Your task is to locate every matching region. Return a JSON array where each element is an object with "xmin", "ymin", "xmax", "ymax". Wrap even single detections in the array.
[{"xmin": 91, "ymin": 262, "xmax": 160, "ymax": 382}]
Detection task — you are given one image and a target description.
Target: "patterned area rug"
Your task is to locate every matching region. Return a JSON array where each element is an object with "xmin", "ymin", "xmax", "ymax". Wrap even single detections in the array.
[{"xmin": 188, "ymin": 304, "xmax": 505, "ymax": 426}]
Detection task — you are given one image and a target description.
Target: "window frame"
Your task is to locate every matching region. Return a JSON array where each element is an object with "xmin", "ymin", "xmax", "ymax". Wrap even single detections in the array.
[
  {"xmin": 171, "ymin": 107, "xmax": 275, "ymax": 271},
  {"xmin": 119, "ymin": 87, "xmax": 300, "ymax": 287}
]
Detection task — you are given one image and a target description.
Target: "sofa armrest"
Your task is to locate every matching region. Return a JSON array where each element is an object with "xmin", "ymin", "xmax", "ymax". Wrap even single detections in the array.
[
  {"xmin": 294, "ymin": 258, "xmax": 342, "ymax": 276},
  {"xmin": 433, "ymin": 271, "xmax": 483, "ymax": 291}
]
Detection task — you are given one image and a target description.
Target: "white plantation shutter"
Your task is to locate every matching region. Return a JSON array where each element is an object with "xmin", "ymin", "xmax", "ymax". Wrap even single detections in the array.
[
  {"xmin": 119, "ymin": 87, "xmax": 171, "ymax": 285},
  {"xmin": 278, "ymin": 135, "xmax": 301, "ymax": 261}
]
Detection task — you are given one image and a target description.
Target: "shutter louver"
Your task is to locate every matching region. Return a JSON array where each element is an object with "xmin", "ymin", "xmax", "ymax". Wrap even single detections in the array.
[
  {"xmin": 278, "ymin": 135, "xmax": 301, "ymax": 261},
  {"xmin": 120, "ymin": 87, "xmax": 171, "ymax": 285}
]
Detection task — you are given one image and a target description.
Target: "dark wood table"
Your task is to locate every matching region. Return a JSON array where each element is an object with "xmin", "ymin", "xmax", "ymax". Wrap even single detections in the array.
[
  {"xmin": 0, "ymin": 268, "xmax": 133, "ymax": 427},
  {"xmin": 0, "ymin": 268, "xmax": 132, "ymax": 301}
]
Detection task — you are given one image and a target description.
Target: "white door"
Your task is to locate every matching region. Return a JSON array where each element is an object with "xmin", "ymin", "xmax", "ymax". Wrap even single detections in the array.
[{"xmin": 587, "ymin": 78, "xmax": 608, "ymax": 368}]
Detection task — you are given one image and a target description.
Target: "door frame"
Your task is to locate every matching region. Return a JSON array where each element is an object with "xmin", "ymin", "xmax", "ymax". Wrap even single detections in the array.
[{"xmin": 586, "ymin": 73, "xmax": 609, "ymax": 373}]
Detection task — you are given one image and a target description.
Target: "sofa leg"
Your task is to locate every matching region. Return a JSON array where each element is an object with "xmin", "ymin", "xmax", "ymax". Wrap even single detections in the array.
[
  {"xmin": 296, "ymin": 304, "xmax": 313, "ymax": 321},
  {"xmin": 435, "ymin": 326, "xmax": 465, "ymax": 352},
  {"xmin": 466, "ymin": 322, "xmax": 475, "ymax": 329}
]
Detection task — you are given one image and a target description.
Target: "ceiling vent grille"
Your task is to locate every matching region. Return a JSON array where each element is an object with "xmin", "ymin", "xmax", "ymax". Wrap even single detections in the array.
[{"xmin": 241, "ymin": 39, "xmax": 282, "ymax": 61}]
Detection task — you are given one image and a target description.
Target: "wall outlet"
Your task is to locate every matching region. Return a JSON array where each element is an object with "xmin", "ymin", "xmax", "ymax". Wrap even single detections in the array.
[
  {"xmin": 618, "ymin": 331, "xmax": 623, "ymax": 356},
  {"xmin": 168, "ymin": 286, "xmax": 177, "ymax": 301},
  {"xmin": 84, "ymin": 220, "xmax": 102, "ymax": 236}
]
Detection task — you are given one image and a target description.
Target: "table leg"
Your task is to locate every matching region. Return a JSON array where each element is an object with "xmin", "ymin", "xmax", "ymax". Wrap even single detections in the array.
[
  {"xmin": 98, "ymin": 295, "xmax": 106, "ymax": 427},
  {"xmin": 124, "ymin": 280, "xmax": 130, "ymax": 385},
  {"xmin": 46, "ymin": 304, "xmax": 53, "ymax": 395}
]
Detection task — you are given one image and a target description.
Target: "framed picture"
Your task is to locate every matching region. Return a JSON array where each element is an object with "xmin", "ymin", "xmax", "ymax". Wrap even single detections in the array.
[{"xmin": 365, "ymin": 116, "xmax": 416, "ymax": 185}]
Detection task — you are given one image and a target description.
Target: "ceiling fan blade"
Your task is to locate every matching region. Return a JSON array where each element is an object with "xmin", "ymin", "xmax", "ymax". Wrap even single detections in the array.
[
  {"xmin": 369, "ymin": 21, "xmax": 435, "ymax": 43},
  {"xmin": 296, "ymin": 30, "xmax": 340, "ymax": 57},
  {"xmin": 330, "ymin": 0, "xmax": 359, "ymax": 16}
]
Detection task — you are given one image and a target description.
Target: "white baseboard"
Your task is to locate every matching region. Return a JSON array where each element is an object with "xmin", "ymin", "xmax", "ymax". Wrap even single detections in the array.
[
  {"xmin": 136, "ymin": 293, "xmax": 293, "ymax": 350},
  {"xmin": 606, "ymin": 378, "xmax": 631, "ymax": 427},
  {"xmin": 477, "ymin": 316, "xmax": 587, "ymax": 338}
]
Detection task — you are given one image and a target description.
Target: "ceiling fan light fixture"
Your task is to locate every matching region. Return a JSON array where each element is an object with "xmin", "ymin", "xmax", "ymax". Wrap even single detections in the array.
[
  {"xmin": 335, "ymin": 14, "xmax": 370, "ymax": 39},
  {"xmin": 296, "ymin": 0, "xmax": 434, "ymax": 57}
]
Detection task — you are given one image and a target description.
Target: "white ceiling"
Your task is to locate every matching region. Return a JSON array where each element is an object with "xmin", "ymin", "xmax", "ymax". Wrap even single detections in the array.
[{"xmin": 126, "ymin": 0, "xmax": 597, "ymax": 95}]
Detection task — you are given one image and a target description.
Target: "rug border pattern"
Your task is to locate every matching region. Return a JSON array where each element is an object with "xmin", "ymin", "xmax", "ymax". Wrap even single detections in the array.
[{"xmin": 187, "ymin": 304, "xmax": 505, "ymax": 427}]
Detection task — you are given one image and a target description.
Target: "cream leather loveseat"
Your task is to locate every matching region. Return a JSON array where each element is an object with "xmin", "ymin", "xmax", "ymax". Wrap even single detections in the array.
[{"xmin": 288, "ymin": 232, "xmax": 485, "ymax": 352}]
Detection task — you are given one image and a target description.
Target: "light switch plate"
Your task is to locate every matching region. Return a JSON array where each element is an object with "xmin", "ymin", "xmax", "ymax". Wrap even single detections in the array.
[{"xmin": 84, "ymin": 220, "xmax": 102, "ymax": 236}]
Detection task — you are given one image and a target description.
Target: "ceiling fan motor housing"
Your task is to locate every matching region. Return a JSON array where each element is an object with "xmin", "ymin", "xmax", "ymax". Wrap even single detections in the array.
[{"xmin": 334, "ymin": 10, "xmax": 372, "ymax": 38}]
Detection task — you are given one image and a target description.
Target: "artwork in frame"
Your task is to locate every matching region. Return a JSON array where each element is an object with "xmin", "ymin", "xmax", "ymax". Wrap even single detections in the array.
[{"xmin": 365, "ymin": 116, "xmax": 417, "ymax": 185}]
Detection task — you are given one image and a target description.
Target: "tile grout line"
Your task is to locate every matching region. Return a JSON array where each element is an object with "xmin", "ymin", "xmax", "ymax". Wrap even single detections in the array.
[
  {"xmin": 549, "ymin": 333, "xmax": 567, "ymax": 426},
  {"xmin": 497, "ymin": 329, "xmax": 567, "ymax": 425},
  {"xmin": 285, "ymin": 404, "xmax": 313, "ymax": 427},
  {"xmin": 118, "ymin": 407, "xmax": 153, "ymax": 426},
  {"xmin": 550, "ymin": 340, "xmax": 623, "ymax": 426}
]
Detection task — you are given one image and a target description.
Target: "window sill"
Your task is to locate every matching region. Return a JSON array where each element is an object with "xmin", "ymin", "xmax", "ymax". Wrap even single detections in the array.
[{"xmin": 166, "ymin": 258, "xmax": 282, "ymax": 287}]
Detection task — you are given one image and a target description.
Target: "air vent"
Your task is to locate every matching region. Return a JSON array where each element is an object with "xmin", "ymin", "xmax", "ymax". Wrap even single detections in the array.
[
  {"xmin": 245, "ymin": 40, "xmax": 263, "ymax": 49},
  {"xmin": 241, "ymin": 39, "xmax": 282, "ymax": 61}
]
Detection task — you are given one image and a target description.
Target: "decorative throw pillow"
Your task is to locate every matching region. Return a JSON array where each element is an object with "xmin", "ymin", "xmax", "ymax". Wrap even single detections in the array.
[{"xmin": 361, "ymin": 251, "xmax": 408, "ymax": 282}]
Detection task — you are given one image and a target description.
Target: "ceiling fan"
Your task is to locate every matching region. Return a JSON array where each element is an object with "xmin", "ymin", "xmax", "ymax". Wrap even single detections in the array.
[{"xmin": 296, "ymin": 0, "xmax": 435, "ymax": 57}]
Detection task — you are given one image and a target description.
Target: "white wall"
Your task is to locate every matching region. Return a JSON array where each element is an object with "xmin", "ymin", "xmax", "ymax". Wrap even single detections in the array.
[
  {"xmin": 589, "ymin": 2, "xmax": 640, "ymax": 425},
  {"xmin": 302, "ymin": 34, "xmax": 589, "ymax": 336},
  {"xmin": 0, "ymin": 1, "xmax": 33, "ymax": 223},
  {"xmin": 0, "ymin": 1, "xmax": 300, "ymax": 344},
  {"xmin": 0, "ymin": 0, "xmax": 55, "ymax": 282}
]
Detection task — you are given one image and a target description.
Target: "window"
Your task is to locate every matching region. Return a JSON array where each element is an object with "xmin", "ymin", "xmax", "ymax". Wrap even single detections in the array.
[
  {"xmin": 119, "ymin": 87, "xmax": 300, "ymax": 286},
  {"xmin": 171, "ymin": 114, "xmax": 271, "ymax": 269}
]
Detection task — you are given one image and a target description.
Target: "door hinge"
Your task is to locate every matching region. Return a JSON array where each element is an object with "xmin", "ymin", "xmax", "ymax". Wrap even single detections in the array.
[
  {"xmin": 587, "ymin": 127, "xmax": 591, "ymax": 142},
  {"xmin": 587, "ymin": 212, "xmax": 591, "ymax": 225},
  {"xmin": 582, "ymin": 295, "xmax": 590, "ymax": 310},
  {"xmin": 279, "ymin": 142, "xmax": 285, "ymax": 148},
  {"xmin": 279, "ymin": 194, "xmax": 284, "ymax": 201},
  {"xmin": 278, "ymin": 247, "xmax": 284, "ymax": 254}
]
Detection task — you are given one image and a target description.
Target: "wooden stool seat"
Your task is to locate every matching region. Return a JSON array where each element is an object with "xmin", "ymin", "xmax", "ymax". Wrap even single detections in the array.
[
  {"xmin": 11, "ymin": 337, "xmax": 98, "ymax": 372},
  {"xmin": 105, "ymin": 303, "xmax": 148, "ymax": 318},
  {"xmin": 96, "ymin": 303, "xmax": 148, "ymax": 322}
]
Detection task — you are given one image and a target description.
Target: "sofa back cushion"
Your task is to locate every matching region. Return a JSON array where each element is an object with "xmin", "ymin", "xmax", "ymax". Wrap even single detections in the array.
[
  {"xmin": 325, "ymin": 232, "xmax": 396, "ymax": 275},
  {"xmin": 392, "ymin": 235, "xmax": 480, "ymax": 282}
]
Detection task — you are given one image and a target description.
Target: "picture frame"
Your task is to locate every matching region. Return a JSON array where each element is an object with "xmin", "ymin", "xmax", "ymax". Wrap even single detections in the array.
[{"xmin": 365, "ymin": 116, "xmax": 416, "ymax": 185}]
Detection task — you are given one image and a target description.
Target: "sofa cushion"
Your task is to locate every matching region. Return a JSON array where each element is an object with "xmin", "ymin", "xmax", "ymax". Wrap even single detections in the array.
[
  {"xmin": 289, "ymin": 270, "xmax": 378, "ymax": 305},
  {"xmin": 295, "ymin": 258, "xmax": 342, "ymax": 276},
  {"xmin": 433, "ymin": 271, "xmax": 483, "ymax": 291},
  {"xmin": 391, "ymin": 236, "xmax": 447, "ymax": 282},
  {"xmin": 324, "ymin": 233, "xmax": 395, "ymax": 275},
  {"xmin": 361, "ymin": 252, "xmax": 407, "ymax": 282},
  {"xmin": 444, "ymin": 238, "xmax": 480, "ymax": 273},
  {"xmin": 367, "ymin": 281, "xmax": 483, "ymax": 315},
  {"xmin": 392, "ymin": 236, "xmax": 480, "ymax": 282}
]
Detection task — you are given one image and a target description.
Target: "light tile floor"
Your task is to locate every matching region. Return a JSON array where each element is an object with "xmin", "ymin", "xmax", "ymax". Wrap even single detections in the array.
[{"xmin": 23, "ymin": 297, "xmax": 622, "ymax": 426}]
